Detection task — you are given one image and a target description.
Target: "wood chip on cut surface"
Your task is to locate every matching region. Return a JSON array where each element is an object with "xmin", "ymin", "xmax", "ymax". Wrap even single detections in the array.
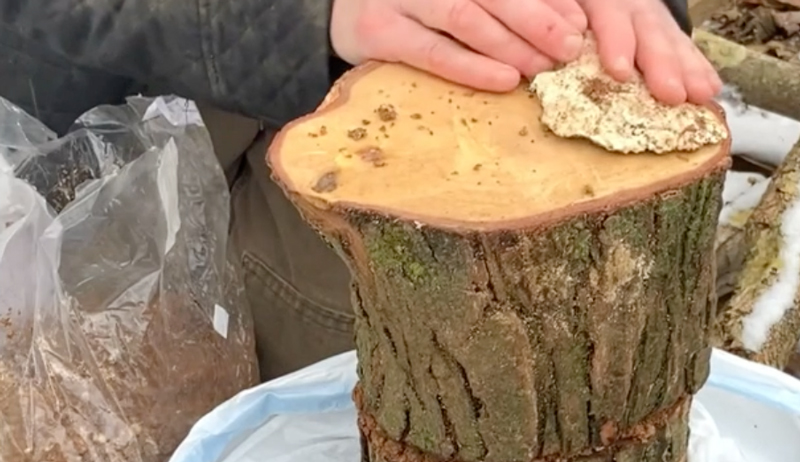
[{"xmin": 529, "ymin": 35, "xmax": 728, "ymax": 154}]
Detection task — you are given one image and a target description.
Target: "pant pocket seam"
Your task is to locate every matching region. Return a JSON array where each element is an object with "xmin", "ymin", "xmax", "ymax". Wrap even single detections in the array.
[{"xmin": 242, "ymin": 252, "xmax": 354, "ymax": 333}]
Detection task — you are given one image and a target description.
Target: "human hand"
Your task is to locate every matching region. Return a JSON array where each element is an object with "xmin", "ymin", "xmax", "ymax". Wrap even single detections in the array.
[
  {"xmin": 579, "ymin": 0, "xmax": 722, "ymax": 105},
  {"xmin": 330, "ymin": 0, "xmax": 589, "ymax": 92}
]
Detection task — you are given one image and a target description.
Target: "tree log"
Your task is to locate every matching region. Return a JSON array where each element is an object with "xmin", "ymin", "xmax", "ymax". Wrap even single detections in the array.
[
  {"xmin": 714, "ymin": 137, "xmax": 800, "ymax": 368},
  {"xmin": 693, "ymin": 28, "xmax": 800, "ymax": 122},
  {"xmin": 716, "ymin": 171, "xmax": 771, "ymax": 299},
  {"xmin": 267, "ymin": 62, "xmax": 731, "ymax": 462}
]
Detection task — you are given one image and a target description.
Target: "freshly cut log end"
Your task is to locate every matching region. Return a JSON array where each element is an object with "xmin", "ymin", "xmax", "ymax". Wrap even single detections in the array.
[
  {"xmin": 267, "ymin": 62, "xmax": 731, "ymax": 462},
  {"xmin": 270, "ymin": 62, "xmax": 728, "ymax": 229}
]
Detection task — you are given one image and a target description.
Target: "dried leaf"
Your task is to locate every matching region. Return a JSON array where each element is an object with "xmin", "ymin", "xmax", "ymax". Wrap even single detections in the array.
[
  {"xmin": 774, "ymin": 0, "xmax": 800, "ymax": 9},
  {"xmin": 751, "ymin": 7, "xmax": 779, "ymax": 41},
  {"xmin": 743, "ymin": 0, "xmax": 800, "ymax": 9},
  {"xmin": 757, "ymin": 39, "xmax": 800, "ymax": 60},
  {"xmin": 772, "ymin": 10, "xmax": 800, "ymax": 34}
]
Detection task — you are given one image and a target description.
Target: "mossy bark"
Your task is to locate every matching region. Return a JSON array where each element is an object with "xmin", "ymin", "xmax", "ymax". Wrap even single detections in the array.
[
  {"xmin": 290, "ymin": 172, "xmax": 724, "ymax": 462},
  {"xmin": 357, "ymin": 386, "xmax": 691, "ymax": 462},
  {"xmin": 714, "ymin": 139, "xmax": 800, "ymax": 368},
  {"xmin": 693, "ymin": 29, "xmax": 800, "ymax": 122}
]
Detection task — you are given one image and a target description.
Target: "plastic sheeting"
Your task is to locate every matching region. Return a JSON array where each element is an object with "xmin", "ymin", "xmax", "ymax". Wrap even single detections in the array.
[{"xmin": 171, "ymin": 348, "xmax": 800, "ymax": 462}]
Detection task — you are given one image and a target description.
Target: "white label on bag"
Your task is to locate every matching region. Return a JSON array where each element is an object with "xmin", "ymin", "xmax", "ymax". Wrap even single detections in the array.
[
  {"xmin": 142, "ymin": 96, "xmax": 204, "ymax": 127},
  {"xmin": 213, "ymin": 304, "xmax": 230, "ymax": 339}
]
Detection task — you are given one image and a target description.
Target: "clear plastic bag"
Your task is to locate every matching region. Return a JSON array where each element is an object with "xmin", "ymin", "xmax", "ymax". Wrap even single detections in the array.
[{"xmin": 0, "ymin": 95, "xmax": 259, "ymax": 462}]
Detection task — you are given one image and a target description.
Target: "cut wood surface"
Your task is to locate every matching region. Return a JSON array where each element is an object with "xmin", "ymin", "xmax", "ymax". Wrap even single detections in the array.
[
  {"xmin": 268, "ymin": 62, "xmax": 731, "ymax": 462},
  {"xmin": 274, "ymin": 62, "xmax": 727, "ymax": 230},
  {"xmin": 714, "ymin": 137, "xmax": 800, "ymax": 368}
]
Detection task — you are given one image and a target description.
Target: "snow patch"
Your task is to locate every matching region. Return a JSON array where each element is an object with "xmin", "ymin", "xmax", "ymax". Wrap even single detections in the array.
[
  {"xmin": 716, "ymin": 86, "xmax": 800, "ymax": 166},
  {"xmin": 721, "ymin": 171, "xmax": 769, "ymax": 204},
  {"xmin": 719, "ymin": 171, "xmax": 771, "ymax": 227}
]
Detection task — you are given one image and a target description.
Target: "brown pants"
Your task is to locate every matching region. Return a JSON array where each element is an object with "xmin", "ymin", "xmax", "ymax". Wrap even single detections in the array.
[{"xmin": 198, "ymin": 104, "xmax": 354, "ymax": 382}]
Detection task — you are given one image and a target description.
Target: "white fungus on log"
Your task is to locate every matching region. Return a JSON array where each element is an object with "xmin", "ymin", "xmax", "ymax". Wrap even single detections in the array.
[{"xmin": 530, "ymin": 35, "xmax": 728, "ymax": 154}]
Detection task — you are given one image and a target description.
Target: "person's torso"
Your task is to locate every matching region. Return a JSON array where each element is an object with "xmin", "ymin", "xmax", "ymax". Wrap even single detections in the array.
[{"xmin": 0, "ymin": 27, "xmax": 138, "ymax": 135}]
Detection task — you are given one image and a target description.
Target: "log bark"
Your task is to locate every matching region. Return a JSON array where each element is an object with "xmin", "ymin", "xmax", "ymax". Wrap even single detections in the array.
[
  {"xmin": 693, "ymin": 28, "xmax": 800, "ymax": 122},
  {"xmin": 716, "ymin": 171, "xmax": 771, "ymax": 299},
  {"xmin": 267, "ymin": 62, "xmax": 731, "ymax": 462},
  {"xmin": 714, "ymin": 137, "xmax": 800, "ymax": 368}
]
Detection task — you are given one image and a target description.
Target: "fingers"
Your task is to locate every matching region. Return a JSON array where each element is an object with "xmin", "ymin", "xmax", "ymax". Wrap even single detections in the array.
[
  {"xmin": 633, "ymin": 11, "xmax": 686, "ymax": 105},
  {"xmin": 541, "ymin": 0, "xmax": 588, "ymax": 32},
  {"xmin": 582, "ymin": 1, "xmax": 636, "ymax": 82},
  {"xmin": 409, "ymin": 0, "xmax": 555, "ymax": 77},
  {"xmin": 399, "ymin": 0, "xmax": 584, "ymax": 64},
  {"xmin": 577, "ymin": 0, "xmax": 722, "ymax": 106},
  {"xmin": 682, "ymin": 43, "xmax": 723, "ymax": 103},
  {"xmin": 449, "ymin": 0, "xmax": 585, "ymax": 62},
  {"xmin": 631, "ymin": 8, "xmax": 721, "ymax": 105},
  {"xmin": 377, "ymin": 15, "xmax": 522, "ymax": 92}
]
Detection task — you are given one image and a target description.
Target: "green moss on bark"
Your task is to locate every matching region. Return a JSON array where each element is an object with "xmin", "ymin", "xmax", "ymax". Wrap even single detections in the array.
[{"xmin": 302, "ymin": 172, "xmax": 725, "ymax": 462}]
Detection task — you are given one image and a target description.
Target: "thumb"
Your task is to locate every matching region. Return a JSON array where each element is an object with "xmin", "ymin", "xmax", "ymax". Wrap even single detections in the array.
[{"xmin": 330, "ymin": 0, "xmax": 371, "ymax": 64}]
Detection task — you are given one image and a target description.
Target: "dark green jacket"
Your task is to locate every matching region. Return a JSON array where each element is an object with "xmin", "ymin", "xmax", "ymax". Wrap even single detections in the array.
[{"xmin": 0, "ymin": 0, "xmax": 691, "ymax": 134}]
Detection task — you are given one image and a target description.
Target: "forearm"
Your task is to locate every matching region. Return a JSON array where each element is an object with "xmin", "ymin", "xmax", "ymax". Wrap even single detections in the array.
[{"xmin": 0, "ymin": 0, "xmax": 334, "ymax": 125}]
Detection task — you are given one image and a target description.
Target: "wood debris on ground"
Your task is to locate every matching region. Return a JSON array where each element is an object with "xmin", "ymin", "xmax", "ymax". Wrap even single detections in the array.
[{"xmin": 705, "ymin": 0, "xmax": 800, "ymax": 63}]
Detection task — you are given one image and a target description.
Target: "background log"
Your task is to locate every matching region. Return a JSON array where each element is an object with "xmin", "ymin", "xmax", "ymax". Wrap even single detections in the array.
[
  {"xmin": 714, "ymin": 138, "xmax": 800, "ymax": 368},
  {"xmin": 693, "ymin": 29, "xmax": 800, "ymax": 122}
]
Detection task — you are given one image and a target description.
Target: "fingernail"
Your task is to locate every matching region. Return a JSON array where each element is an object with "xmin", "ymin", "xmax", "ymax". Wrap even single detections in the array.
[
  {"xmin": 568, "ymin": 14, "xmax": 588, "ymax": 32},
  {"xmin": 562, "ymin": 34, "xmax": 584, "ymax": 61},
  {"xmin": 712, "ymin": 73, "xmax": 723, "ymax": 89},
  {"xmin": 666, "ymin": 77, "xmax": 686, "ymax": 104},
  {"xmin": 494, "ymin": 65, "xmax": 523, "ymax": 91},
  {"xmin": 611, "ymin": 57, "xmax": 631, "ymax": 78}
]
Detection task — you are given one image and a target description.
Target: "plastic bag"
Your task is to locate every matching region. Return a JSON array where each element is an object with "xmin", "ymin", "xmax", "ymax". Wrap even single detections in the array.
[
  {"xmin": 0, "ymin": 95, "xmax": 259, "ymax": 462},
  {"xmin": 170, "ymin": 348, "xmax": 800, "ymax": 462}
]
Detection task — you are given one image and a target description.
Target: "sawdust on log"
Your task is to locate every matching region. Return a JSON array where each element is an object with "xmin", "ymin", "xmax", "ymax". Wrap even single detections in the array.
[{"xmin": 530, "ymin": 35, "xmax": 728, "ymax": 154}]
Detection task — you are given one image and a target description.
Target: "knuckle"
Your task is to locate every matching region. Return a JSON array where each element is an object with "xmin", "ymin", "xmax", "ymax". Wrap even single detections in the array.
[
  {"xmin": 444, "ymin": 0, "xmax": 474, "ymax": 30},
  {"xmin": 354, "ymin": 11, "xmax": 381, "ymax": 41},
  {"xmin": 537, "ymin": 17, "xmax": 565, "ymax": 42},
  {"xmin": 422, "ymin": 39, "xmax": 449, "ymax": 70},
  {"xmin": 354, "ymin": 11, "xmax": 395, "ymax": 56}
]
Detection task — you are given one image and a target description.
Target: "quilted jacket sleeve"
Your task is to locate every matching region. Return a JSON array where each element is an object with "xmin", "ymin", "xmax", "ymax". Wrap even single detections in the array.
[{"xmin": 0, "ymin": 0, "xmax": 334, "ymax": 126}]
